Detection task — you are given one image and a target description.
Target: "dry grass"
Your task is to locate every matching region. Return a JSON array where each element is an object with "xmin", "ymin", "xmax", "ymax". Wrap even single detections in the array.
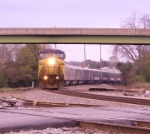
[
  {"xmin": 112, "ymin": 83, "xmax": 150, "ymax": 92},
  {"xmin": 0, "ymin": 87, "xmax": 16, "ymax": 93},
  {"xmin": 127, "ymin": 82, "xmax": 150, "ymax": 91}
]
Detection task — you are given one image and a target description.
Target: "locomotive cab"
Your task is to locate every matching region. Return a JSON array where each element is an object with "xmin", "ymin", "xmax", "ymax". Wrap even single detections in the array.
[{"xmin": 38, "ymin": 50, "xmax": 66, "ymax": 60}]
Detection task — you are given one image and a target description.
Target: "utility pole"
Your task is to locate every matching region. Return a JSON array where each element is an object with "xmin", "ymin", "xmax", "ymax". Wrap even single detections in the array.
[
  {"xmin": 84, "ymin": 44, "xmax": 86, "ymax": 68},
  {"xmin": 54, "ymin": 44, "xmax": 57, "ymax": 50},
  {"xmin": 100, "ymin": 45, "xmax": 102, "ymax": 82},
  {"xmin": 100, "ymin": 45, "xmax": 102, "ymax": 69}
]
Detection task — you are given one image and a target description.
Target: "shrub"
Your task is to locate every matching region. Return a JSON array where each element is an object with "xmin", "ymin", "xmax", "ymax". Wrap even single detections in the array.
[
  {"xmin": 130, "ymin": 75, "xmax": 146, "ymax": 84},
  {"xmin": 0, "ymin": 72, "xmax": 5, "ymax": 88}
]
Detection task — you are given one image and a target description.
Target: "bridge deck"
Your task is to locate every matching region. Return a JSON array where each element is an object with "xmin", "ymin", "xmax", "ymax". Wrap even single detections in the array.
[
  {"xmin": 0, "ymin": 28, "xmax": 150, "ymax": 44},
  {"xmin": 0, "ymin": 28, "xmax": 150, "ymax": 36}
]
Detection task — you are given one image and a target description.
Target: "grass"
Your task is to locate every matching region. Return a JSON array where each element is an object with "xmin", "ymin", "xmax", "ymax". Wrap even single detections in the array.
[
  {"xmin": 128, "ymin": 82, "xmax": 150, "ymax": 91},
  {"xmin": 112, "ymin": 82, "xmax": 150, "ymax": 92},
  {"xmin": 0, "ymin": 86, "xmax": 33, "ymax": 93},
  {"xmin": 0, "ymin": 87, "xmax": 17, "ymax": 93}
]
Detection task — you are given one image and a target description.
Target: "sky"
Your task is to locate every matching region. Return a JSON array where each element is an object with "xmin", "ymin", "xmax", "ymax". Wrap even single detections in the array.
[{"xmin": 0, "ymin": 0, "xmax": 150, "ymax": 62}]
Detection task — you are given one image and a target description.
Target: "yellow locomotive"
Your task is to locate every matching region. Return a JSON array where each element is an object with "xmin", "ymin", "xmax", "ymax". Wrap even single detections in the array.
[{"xmin": 38, "ymin": 49, "xmax": 65, "ymax": 89}]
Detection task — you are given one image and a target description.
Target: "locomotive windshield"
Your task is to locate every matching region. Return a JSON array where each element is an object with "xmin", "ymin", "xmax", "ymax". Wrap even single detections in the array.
[{"xmin": 38, "ymin": 49, "xmax": 66, "ymax": 60}]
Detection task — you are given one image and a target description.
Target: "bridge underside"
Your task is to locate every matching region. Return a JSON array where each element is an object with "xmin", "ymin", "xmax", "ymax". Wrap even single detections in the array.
[{"xmin": 0, "ymin": 35, "xmax": 150, "ymax": 44}]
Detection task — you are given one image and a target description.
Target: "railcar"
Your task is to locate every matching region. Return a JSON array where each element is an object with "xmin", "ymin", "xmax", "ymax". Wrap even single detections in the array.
[
  {"xmin": 101, "ymin": 67, "xmax": 122, "ymax": 84},
  {"xmin": 38, "ymin": 49, "xmax": 122, "ymax": 89},
  {"xmin": 64, "ymin": 65, "xmax": 122, "ymax": 85}
]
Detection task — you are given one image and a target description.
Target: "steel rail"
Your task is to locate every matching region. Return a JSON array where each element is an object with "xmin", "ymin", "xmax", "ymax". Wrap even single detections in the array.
[
  {"xmin": 22, "ymin": 101, "xmax": 99, "ymax": 107},
  {"xmin": 135, "ymin": 120, "xmax": 150, "ymax": 128},
  {"xmin": 79, "ymin": 121, "xmax": 150, "ymax": 134},
  {"xmin": 12, "ymin": 97, "xmax": 98, "ymax": 107},
  {"xmin": 22, "ymin": 101, "xmax": 69, "ymax": 107},
  {"xmin": 47, "ymin": 88, "xmax": 150, "ymax": 106}
]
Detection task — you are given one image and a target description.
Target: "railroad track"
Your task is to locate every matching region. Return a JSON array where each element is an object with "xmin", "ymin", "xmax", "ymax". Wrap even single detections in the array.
[
  {"xmin": 2, "ymin": 88, "xmax": 149, "ymax": 107},
  {"xmin": 1, "ymin": 107, "xmax": 150, "ymax": 134},
  {"xmin": 0, "ymin": 97, "xmax": 98, "ymax": 108},
  {"xmin": 79, "ymin": 119, "xmax": 150, "ymax": 134},
  {"xmin": 46, "ymin": 88, "xmax": 150, "ymax": 106},
  {"xmin": 22, "ymin": 100, "xmax": 98, "ymax": 107}
]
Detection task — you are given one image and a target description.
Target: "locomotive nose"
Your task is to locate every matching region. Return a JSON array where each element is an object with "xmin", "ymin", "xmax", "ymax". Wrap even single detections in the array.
[{"xmin": 48, "ymin": 58, "xmax": 55, "ymax": 65}]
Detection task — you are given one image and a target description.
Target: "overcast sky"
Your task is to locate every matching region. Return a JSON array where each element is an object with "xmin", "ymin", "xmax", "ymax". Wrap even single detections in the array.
[{"xmin": 0, "ymin": 0, "xmax": 150, "ymax": 61}]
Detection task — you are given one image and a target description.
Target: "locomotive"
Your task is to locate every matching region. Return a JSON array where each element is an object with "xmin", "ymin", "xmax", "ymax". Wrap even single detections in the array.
[
  {"xmin": 38, "ymin": 49, "xmax": 122, "ymax": 89},
  {"xmin": 38, "ymin": 49, "xmax": 65, "ymax": 89}
]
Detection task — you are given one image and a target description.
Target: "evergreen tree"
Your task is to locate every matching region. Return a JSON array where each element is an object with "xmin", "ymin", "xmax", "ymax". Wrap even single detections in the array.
[{"xmin": 13, "ymin": 44, "xmax": 39, "ymax": 87}]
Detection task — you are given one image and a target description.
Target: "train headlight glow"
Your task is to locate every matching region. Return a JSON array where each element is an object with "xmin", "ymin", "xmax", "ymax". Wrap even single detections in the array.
[
  {"xmin": 43, "ymin": 75, "xmax": 48, "ymax": 80},
  {"xmin": 48, "ymin": 58, "xmax": 55, "ymax": 65},
  {"xmin": 56, "ymin": 76, "xmax": 59, "ymax": 80}
]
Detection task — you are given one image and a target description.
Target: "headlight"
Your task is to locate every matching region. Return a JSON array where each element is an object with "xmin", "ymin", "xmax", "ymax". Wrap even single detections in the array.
[
  {"xmin": 56, "ymin": 76, "xmax": 59, "ymax": 80},
  {"xmin": 48, "ymin": 58, "xmax": 55, "ymax": 65},
  {"xmin": 43, "ymin": 75, "xmax": 48, "ymax": 80}
]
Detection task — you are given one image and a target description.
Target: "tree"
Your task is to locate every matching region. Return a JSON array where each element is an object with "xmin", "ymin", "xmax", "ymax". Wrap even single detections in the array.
[
  {"xmin": 0, "ymin": 44, "xmax": 23, "ymax": 87},
  {"xmin": 114, "ymin": 12, "xmax": 150, "ymax": 85},
  {"xmin": 11, "ymin": 44, "xmax": 39, "ymax": 87},
  {"xmin": 113, "ymin": 45, "xmax": 150, "ymax": 62},
  {"xmin": 136, "ymin": 53, "xmax": 150, "ymax": 82},
  {"xmin": 0, "ymin": 72, "xmax": 5, "ymax": 88},
  {"xmin": 117, "ymin": 62, "xmax": 134, "ymax": 85},
  {"xmin": 109, "ymin": 56, "xmax": 117, "ymax": 69},
  {"xmin": 39, "ymin": 44, "xmax": 52, "ymax": 50},
  {"xmin": 122, "ymin": 12, "xmax": 150, "ymax": 29},
  {"xmin": 140, "ymin": 14, "xmax": 150, "ymax": 29}
]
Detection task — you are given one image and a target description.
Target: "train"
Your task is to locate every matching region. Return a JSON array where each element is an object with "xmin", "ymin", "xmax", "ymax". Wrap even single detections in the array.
[
  {"xmin": 38, "ymin": 49, "xmax": 65, "ymax": 89},
  {"xmin": 38, "ymin": 49, "xmax": 122, "ymax": 89}
]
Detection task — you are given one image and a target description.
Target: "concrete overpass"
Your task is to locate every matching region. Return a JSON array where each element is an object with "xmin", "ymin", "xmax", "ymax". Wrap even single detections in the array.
[{"xmin": 0, "ymin": 28, "xmax": 150, "ymax": 44}]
